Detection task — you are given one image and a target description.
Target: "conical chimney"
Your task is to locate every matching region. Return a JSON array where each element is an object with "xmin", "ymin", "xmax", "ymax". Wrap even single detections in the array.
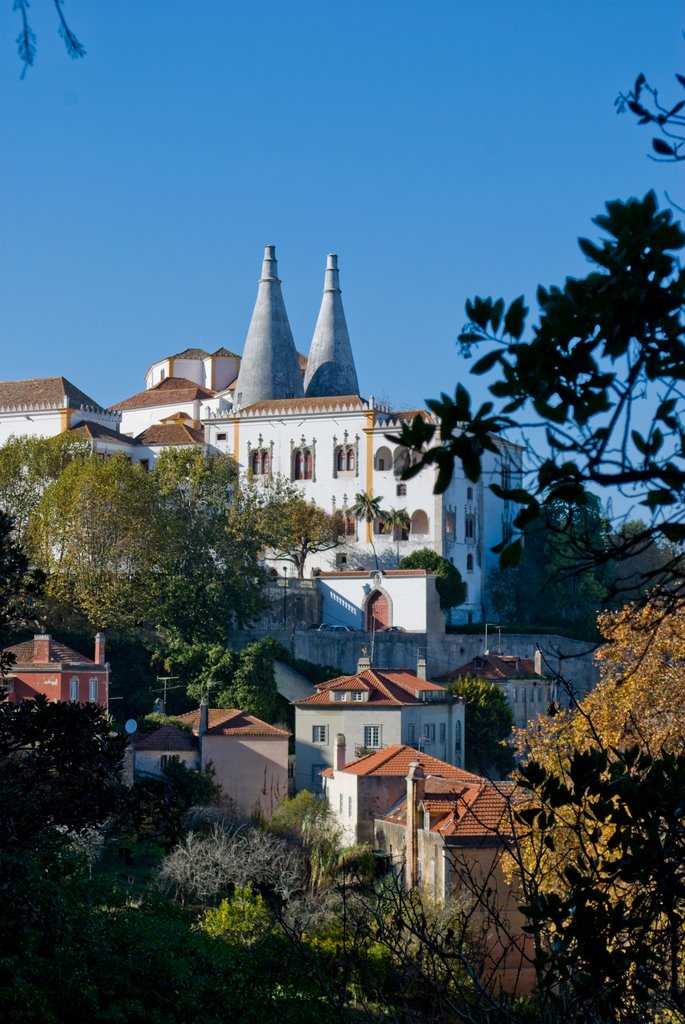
[
  {"xmin": 234, "ymin": 245, "xmax": 304, "ymax": 409},
  {"xmin": 304, "ymin": 254, "xmax": 359, "ymax": 398}
]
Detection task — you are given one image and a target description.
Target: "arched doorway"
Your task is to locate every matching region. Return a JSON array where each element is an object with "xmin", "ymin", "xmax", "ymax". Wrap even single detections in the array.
[{"xmin": 366, "ymin": 590, "xmax": 390, "ymax": 632}]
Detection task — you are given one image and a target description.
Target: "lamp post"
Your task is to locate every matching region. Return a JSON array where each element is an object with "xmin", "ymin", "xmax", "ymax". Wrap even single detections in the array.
[
  {"xmin": 484, "ymin": 622, "xmax": 501, "ymax": 655},
  {"xmin": 282, "ymin": 566, "xmax": 288, "ymax": 630}
]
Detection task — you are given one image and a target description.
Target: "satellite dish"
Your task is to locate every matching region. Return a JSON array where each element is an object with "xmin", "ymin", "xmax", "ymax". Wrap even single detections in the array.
[{"xmin": 124, "ymin": 719, "xmax": 138, "ymax": 735}]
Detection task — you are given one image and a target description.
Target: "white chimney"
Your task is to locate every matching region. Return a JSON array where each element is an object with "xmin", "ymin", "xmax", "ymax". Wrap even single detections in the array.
[{"xmin": 335, "ymin": 733, "xmax": 346, "ymax": 771}]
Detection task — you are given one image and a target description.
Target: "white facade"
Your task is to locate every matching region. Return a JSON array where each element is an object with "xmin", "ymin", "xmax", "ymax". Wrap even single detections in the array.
[{"xmin": 318, "ymin": 570, "xmax": 444, "ymax": 632}]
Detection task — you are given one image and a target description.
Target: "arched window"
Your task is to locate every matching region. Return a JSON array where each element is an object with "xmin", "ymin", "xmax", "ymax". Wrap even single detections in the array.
[
  {"xmin": 251, "ymin": 449, "xmax": 270, "ymax": 476},
  {"xmin": 251, "ymin": 451, "xmax": 260, "ymax": 474},
  {"xmin": 466, "ymin": 553, "xmax": 474, "ymax": 572},
  {"xmin": 260, "ymin": 450, "xmax": 269, "ymax": 475},
  {"xmin": 346, "ymin": 449, "xmax": 355, "ymax": 472},
  {"xmin": 374, "ymin": 515, "xmax": 389, "ymax": 535},
  {"xmin": 375, "ymin": 445, "xmax": 392, "ymax": 471},
  {"xmin": 393, "ymin": 446, "xmax": 411, "ymax": 478},
  {"xmin": 304, "ymin": 450, "xmax": 312, "ymax": 479},
  {"xmin": 294, "ymin": 450, "xmax": 303, "ymax": 480},
  {"xmin": 466, "ymin": 486, "xmax": 473, "ymax": 502},
  {"xmin": 411, "ymin": 509, "xmax": 429, "ymax": 535},
  {"xmin": 337, "ymin": 448, "xmax": 346, "ymax": 472}
]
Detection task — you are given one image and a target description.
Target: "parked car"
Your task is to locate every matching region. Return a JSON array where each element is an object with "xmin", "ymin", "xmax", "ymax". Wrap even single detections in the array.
[
  {"xmin": 317, "ymin": 624, "xmax": 355, "ymax": 632},
  {"xmin": 380, "ymin": 625, "xmax": 406, "ymax": 633}
]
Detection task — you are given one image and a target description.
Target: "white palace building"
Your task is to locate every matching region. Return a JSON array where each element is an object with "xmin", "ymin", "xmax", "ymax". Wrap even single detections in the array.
[{"xmin": 0, "ymin": 246, "xmax": 522, "ymax": 623}]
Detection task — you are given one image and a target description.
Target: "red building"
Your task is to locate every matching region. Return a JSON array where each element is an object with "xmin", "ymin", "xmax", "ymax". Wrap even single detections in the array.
[{"xmin": 2, "ymin": 633, "xmax": 109, "ymax": 709}]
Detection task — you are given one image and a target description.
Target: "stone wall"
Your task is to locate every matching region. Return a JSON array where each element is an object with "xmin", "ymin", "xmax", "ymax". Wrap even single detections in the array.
[{"xmin": 233, "ymin": 628, "xmax": 599, "ymax": 695}]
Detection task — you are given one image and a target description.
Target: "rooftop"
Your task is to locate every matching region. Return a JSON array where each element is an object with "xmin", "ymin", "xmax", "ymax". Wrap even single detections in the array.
[
  {"xmin": 295, "ymin": 669, "xmax": 450, "ymax": 708},
  {"xmin": 4, "ymin": 636, "xmax": 99, "ymax": 668},
  {"xmin": 324, "ymin": 744, "xmax": 482, "ymax": 780},
  {"xmin": 177, "ymin": 707, "xmax": 290, "ymax": 738},
  {"xmin": 133, "ymin": 725, "xmax": 198, "ymax": 753},
  {"xmin": 0, "ymin": 376, "xmax": 107, "ymax": 413},
  {"xmin": 436, "ymin": 654, "xmax": 542, "ymax": 683},
  {"xmin": 111, "ymin": 376, "xmax": 216, "ymax": 411},
  {"xmin": 136, "ymin": 423, "xmax": 205, "ymax": 447}
]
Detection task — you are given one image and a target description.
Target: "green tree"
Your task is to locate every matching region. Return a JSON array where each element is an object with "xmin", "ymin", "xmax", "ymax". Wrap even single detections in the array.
[
  {"xmin": 0, "ymin": 433, "xmax": 88, "ymax": 544},
  {"xmin": 152, "ymin": 448, "xmax": 268, "ymax": 641},
  {"xmin": 0, "ymin": 695, "xmax": 126, "ymax": 850},
  {"xmin": 0, "ymin": 512, "xmax": 42, "ymax": 678},
  {"xmin": 29, "ymin": 454, "xmax": 160, "ymax": 630},
  {"xmin": 384, "ymin": 507, "xmax": 411, "ymax": 565},
  {"xmin": 393, "ymin": 193, "xmax": 685, "ymax": 607},
  {"xmin": 399, "ymin": 547, "xmax": 466, "ymax": 611},
  {"xmin": 267, "ymin": 492, "xmax": 342, "ymax": 578},
  {"xmin": 350, "ymin": 491, "xmax": 383, "ymax": 569},
  {"xmin": 487, "ymin": 498, "xmax": 609, "ymax": 636},
  {"xmin": 450, "ymin": 676, "xmax": 514, "ymax": 777}
]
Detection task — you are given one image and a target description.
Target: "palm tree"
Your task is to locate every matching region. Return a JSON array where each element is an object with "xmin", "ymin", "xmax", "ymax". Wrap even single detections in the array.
[
  {"xmin": 384, "ymin": 507, "xmax": 410, "ymax": 565},
  {"xmin": 350, "ymin": 491, "xmax": 383, "ymax": 570}
]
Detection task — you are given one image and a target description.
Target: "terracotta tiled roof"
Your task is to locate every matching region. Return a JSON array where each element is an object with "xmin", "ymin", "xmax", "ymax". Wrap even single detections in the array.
[
  {"xmin": 4, "ymin": 637, "xmax": 97, "ymax": 667},
  {"xmin": 110, "ymin": 377, "xmax": 216, "ymax": 411},
  {"xmin": 435, "ymin": 782, "xmax": 516, "ymax": 838},
  {"xmin": 172, "ymin": 347, "xmax": 210, "ymax": 359},
  {"xmin": 0, "ymin": 377, "xmax": 107, "ymax": 413},
  {"xmin": 383, "ymin": 778, "xmax": 515, "ymax": 840},
  {"xmin": 160, "ymin": 411, "xmax": 193, "ymax": 422},
  {"xmin": 336, "ymin": 744, "xmax": 481, "ymax": 781},
  {"xmin": 68, "ymin": 420, "xmax": 134, "ymax": 444},
  {"xmin": 239, "ymin": 395, "xmax": 366, "ymax": 416},
  {"xmin": 136, "ymin": 423, "xmax": 205, "ymax": 447},
  {"xmin": 436, "ymin": 654, "xmax": 541, "ymax": 683},
  {"xmin": 133, "ymin": 725, "xmax": 197, "ymax": 752},
  {"xmin": 212, "ymin": 347, "xmax": 240, "ymax": 358},
  {"xmin": 294, "ymin": 668, "xmax": 450, "ymax": 707},
  {"xmin": 226, "ymin": 376, "xmax": 239, "ymax": 390},
  {"xmin": 177, "ymin": 708, "xmax": 290, "ymax": 738},
  {"xmin": 328, "ymin": 678, "xmax": 370, "ymax": 692}
]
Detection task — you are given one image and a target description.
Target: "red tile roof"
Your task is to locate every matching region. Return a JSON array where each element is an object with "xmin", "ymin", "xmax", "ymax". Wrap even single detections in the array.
[
  {"xmin": 136, "ymin": 423, "xmax": 205, "ymax": 447},
  {"xmin": 330, "ymin": 744, "xmax": 481, "ymax": 780},
  {"xmin": 384, "ymin": 778, "xmax": 515, "ymax": 840},
  {"xmin": 4, "ymin": 637, "xmax": 98, "ymax": 667},
  {"xmin": 0, "ymin": 377, "xmax": 107, "ymax": 413},
  {"xmin": 110, "ymin": 377, "xmax": 216, "ymax": 411},
  {"xmin": 294, "ymin": 669, "xmax": 450, "ymax": 707},
  {"xmin": 133, "ymin": 725, "xmax": 198, "ymax": 752},
  {"xmin": 177, "ymin": 708, "xmax": 290, "ymax": 738},
  {"xmin": 436, "ymin": 654, "xmax": 541, "ymax": 683},
  {"xmin": 68, "ymin": 420, "xmax": 134, "ymax": 444}
]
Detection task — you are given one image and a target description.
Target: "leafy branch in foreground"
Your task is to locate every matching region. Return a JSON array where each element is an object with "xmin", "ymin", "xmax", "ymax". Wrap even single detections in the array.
[
  {"xmin": 616, "ymin": 69, "xmax": 685, "ymax": 164},
  {"xmin": 14, "ymin": 0, "xmax": 86, "ymax": 77},
  {"xmin": 391, "ymin": 192, "xmax": 685, "ymax": 602}
]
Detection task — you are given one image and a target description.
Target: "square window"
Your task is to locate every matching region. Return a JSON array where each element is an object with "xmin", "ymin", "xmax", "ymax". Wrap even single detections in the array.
[
  {"xmin": 69, "ymin": 677, "xmax": 79, "ymax": 701},
  {"xmin": 364, "ymin": 725, "xmax": 381, "ymax": 748},
  {"xmin": 88, "ymin": 677, "xmax": 98, "ymax": 703},
  {"xmin": 312, "ymin": 725, "xmax": 328, "ymax": 744},
  {"xmin": 439, "ymin": 723, "xmax": 446, "ymax": 743},
  {"xmin": 216, "ymin": 432, "xmax": 227, "ymax": 441}
]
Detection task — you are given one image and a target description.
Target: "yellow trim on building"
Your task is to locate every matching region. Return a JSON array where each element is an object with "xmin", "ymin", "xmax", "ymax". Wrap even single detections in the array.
[
  {"xmin": 60, "ymin": 409, "xmax": 71, "ymax": 432},
  {"xmin": 168, "ymin": 358, "xmax": 174, "ymax": 379},
  {"xmin": 233, "ymin": 418, "xmax": 240, "ymax": 463}
]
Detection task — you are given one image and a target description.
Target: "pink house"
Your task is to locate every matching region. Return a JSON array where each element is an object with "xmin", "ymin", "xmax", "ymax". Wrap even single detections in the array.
[{"xmin": 2, "ymin": 633, "xmax": 109, "ymax": 709}]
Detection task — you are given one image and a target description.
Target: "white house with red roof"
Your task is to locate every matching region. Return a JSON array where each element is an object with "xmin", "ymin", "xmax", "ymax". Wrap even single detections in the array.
[
  {"xmin": 321, "ymin": 741, "xmax": 479, "ymax": 845},
  {"xmin": 293, "ymin": 655, "xmax": 465, "ymax": 792},
  {"xmin": 2, "ymin": 632, "xmax": 109, "ymax": 708}
]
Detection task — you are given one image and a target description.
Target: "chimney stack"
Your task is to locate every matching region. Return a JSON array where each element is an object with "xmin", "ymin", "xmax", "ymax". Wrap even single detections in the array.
[
  {"xmin": 198, "ymin": 697, "xmax": 209, "ymax": 738},
  {"xmin": 416, "ymin": 657, "xmax": 427, "ymax": 680},
  {"xmin": 33, "ymin": 634, "xmax": 51, "ymax": 664},
  {"xmin": 357, "ymin": 654, "xmax": 372, "ymax": 673},
  {"xmin": 335, "ymin": 733, "xmax": 346, "ymax": 771},
  {"xmin": 405, "ymin": 761, "xmax": 426, "ymax": 889},
  {"xmin": 94, "ymin": 632, "xmax": 106, "ymax": 666},
  {"xmin": 534, "ymin": 649, "xmax": 543, "ymax": 676}
]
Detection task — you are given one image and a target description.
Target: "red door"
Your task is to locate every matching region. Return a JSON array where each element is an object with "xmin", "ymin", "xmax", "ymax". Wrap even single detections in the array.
[{"xmin": 366, "ymin": 591, "xmax": 389, "ymax": 632}]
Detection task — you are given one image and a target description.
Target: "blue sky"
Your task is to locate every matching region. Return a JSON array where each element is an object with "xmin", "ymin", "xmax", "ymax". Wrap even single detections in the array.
[{"xmin": 1, "ymin": 1, "xmax": 682, "ymax": 412}]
